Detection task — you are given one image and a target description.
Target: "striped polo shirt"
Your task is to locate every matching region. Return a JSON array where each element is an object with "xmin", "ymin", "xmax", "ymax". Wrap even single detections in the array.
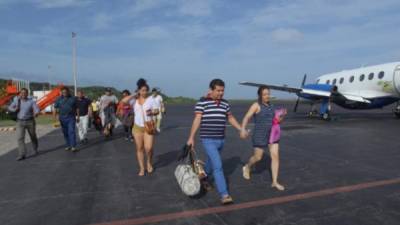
[{"xmin": 195, "ymin": 97, "xmax": 231, "ymax": 139}]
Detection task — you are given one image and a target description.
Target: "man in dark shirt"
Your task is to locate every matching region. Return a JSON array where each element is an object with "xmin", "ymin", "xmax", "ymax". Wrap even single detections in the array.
[
  {"xmin": 76, "ymin": 90, "xmax": 92, "ymax": 144},
  {"xmin": 7, "ymin": 88, "xmax": 40, "ymax": 161},
  {"xmin": 54, "ymin": 87, "xmax": 80, "ymax": 152},
  {"xmin": 187, "ymin": 79, "xmax": 242, "ymax": 205}
]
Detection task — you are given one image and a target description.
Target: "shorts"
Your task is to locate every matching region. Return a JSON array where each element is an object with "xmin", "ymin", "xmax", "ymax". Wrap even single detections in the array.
[
  {"xmin": 253, "ymin": 141, "xmax": 280, "ymax": 149},
  {"xmin": 132, "ymin": 124, "xmax": 145, "ymax": 134}
]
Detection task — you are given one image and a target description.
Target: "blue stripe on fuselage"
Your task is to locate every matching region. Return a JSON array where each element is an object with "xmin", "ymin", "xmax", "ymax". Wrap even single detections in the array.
[
  {"xmin": 303, "ymin": 84, "xmax": 333, "ymax": 91},
  {"xmin": 297, "ymin": 84, "xmax": 333, "ymax": 100}
]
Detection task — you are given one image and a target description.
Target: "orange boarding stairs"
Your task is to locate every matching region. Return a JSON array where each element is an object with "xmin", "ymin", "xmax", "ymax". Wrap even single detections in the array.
[
  {"xmin": 36, "ymin": 84, "xmax": 64, "ymax": 111},
  {"xmin": 0, "ymin": 80, "xmax": 19, "ymax": 107}
]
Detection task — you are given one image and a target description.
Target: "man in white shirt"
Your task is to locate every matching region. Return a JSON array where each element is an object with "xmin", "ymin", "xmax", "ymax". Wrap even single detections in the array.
[{"xmin": 151, "ymin": 88, "xmax": 165, "ymax": 133}]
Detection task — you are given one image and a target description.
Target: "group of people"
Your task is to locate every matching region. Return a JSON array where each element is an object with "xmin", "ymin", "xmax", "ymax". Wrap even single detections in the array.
[
  {"xmin": 54, "ymin": 84, "xmax": 165, "ymax": 155},
  {"xmin": 53, "ymin": 88, "xmax": 93, "ymax": 152},
  {"xmin": 7, "ymin": 83, "xmax": 165, "ymax": 159},
  {"xmin": 6, "ymin": 78, "xmax": 285, "ymax": 206}
]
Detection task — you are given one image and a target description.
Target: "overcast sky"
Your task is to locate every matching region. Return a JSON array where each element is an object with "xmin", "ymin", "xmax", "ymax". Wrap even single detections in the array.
[{"xmin": 1, "ymin": 0, "xmax": 400, "ymax": 99}]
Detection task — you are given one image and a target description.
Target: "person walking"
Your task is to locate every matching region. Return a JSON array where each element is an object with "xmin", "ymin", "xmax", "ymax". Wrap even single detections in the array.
[
  {"xmin": 129, "ymin": 79, "xmax": 159, "ymax": 176},
  {"xmin": 186, "ymin": 79, "xmax": 242, "ymax": 205},
  {"xmin": 150, "ymin": 88, "xmax": 165, "ymax": 133},
  {"xmin": 76, "ymin": 90, "xmax": 92, "ymax": 144},
  {"xmin": 54, "ymin": 87, "xmax": 79, "ymax": 152},
  {"xmin": 7, "ymin": 88, "xmax": 40, "ymax": 161},
  {"xmin": 99, "ymin": 88, "xmax": 118, "ymax": 137},
  {"xmin": 118, "ymin": 89, "xmax": 134, "ymax": 142},
  {"xmin": 240, "ymin": 86, "xmax": 286, "ymax": 191}
]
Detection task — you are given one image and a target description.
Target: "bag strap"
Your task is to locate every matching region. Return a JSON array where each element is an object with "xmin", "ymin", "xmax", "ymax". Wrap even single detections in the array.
[
  {"xmin": 188, "ymin": 149, "xmax": 199, "ymax": 172},
  {"xmin": 140, "ymin": 104, "xmax": 146, "ymax": 124}
]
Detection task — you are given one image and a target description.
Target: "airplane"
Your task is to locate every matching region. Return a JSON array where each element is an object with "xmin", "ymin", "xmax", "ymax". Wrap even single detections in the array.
[{"xmin": 240, "ymin": 61, "xmax": 400, "ymax": 120}]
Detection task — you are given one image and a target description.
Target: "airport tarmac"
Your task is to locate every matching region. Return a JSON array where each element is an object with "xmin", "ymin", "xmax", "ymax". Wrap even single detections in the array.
[{"xmin": 0, "ymin": 101, "xmax": 399, "ymax": 225}]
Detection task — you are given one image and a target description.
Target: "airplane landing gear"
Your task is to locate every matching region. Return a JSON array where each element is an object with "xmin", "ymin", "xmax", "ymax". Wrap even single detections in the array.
[
  {"xmin": 308, "ymin": 110, "xmax": 318, "ymax": 117},
  {"xmin": 319, "ymin": 99, "xmax": 331, "ymax": 121},
  {"xmin": 322, "ymin": 112, "xmax": 331, "ymax": 120},
  {"xmin": 308, "ymin": 104, "xmax": 318, "ymax": 117}
]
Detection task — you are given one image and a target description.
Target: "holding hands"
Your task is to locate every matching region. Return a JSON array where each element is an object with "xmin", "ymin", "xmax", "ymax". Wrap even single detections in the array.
[{"xmin": 240, "ymin": 127, "xmax": 249, "ymax": 139}]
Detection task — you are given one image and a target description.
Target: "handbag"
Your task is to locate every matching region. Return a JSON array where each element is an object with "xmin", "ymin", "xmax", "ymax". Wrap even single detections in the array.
[
  {"xmin": 174, "ymin": 145, "xmax": 204, "ymax": 196},
  {"xmin": 141, "ymin": 104, "xmax": 156, "ymax": 135}
]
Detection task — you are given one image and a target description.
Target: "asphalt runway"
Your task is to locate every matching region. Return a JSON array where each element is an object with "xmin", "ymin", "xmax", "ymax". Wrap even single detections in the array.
[{"xmin": 1, "ymin": 101, "xmax": 400, "ymax": 225}]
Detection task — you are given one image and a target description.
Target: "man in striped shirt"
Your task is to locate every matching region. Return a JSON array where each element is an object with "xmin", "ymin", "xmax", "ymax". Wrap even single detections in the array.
[{"xmin": 187, "ymin": 79, "xmax": 242, "ymax": 205}]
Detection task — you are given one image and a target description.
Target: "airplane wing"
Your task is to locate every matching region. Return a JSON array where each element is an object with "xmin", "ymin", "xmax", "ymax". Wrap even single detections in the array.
[
  {"xmin": 239, "ymin": 82, "xmax": 301, "ymax": 93},
  {"xmin": 336, "ymin": 90, "xmax": 391, "ymax": 104},
  {"xmin": 239, "ymin": 82, "xmax": 331, "ymax": 98},
  {"xmin": 340, "ymin": 93, "xmax": 371, "ymax": 103},
  {"xmin": 240, "ymin": 81, "xmax": 372, "ymax": 104}
]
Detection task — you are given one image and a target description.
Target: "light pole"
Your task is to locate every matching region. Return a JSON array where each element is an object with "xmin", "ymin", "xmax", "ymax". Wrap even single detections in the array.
[
  {"xmin": 47, "ymin": 65, "xmax": 52, "ymax": 90},
  {"xmin": 72, "ymin": 32, "xmax": 77, "ymax": 95}
]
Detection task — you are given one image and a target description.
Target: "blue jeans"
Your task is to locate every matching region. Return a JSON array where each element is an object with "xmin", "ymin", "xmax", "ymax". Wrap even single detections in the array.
[
  {"xmin": 59, "ymin": 115, "xmax": 77, "ymax": 148},
  {"xmin": 201, "ymin": 138, "xmax": 228, "ymax": 197}
]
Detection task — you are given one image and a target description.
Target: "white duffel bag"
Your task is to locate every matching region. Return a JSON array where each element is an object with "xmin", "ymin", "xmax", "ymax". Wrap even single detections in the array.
[{"xmin": 175, "ymin": 164, "xmax": 201, "ymax": 196}]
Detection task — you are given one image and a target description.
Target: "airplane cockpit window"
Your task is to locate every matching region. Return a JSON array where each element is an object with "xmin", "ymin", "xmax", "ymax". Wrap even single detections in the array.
[
  {"xmin": 349, "ymin": 76, "xmax": 354, "ymax": 83},
  {"xmin": 316, "ymin": 79, "xmax": 320, "ymax": 84},
  {"xmin": 378, "ymin": 71, "xmax": 384, "ymax": 79},
  {"xmin": 333, "ymin": 79, "xmax": 337, "ymax": 85},
  {"xmin": 339, "ymin": 77, "xmax": 344, "ymax": 84},
  {"xmin": 368, "ymin": 73, "xmax": 374, "ymax": 80},
  {"xmin": 326, "ymin": 80, "xmax": 330, "ymax": 84},
  {"xmin": 359, "ymin": 74, "xmax": 365, "ymax": 81}
]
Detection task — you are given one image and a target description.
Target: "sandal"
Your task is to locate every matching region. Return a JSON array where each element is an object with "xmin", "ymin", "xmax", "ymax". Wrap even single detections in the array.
[
  {"xmin": 242, "ymin": 165, "xmax": 251, "ymax": 180},
  {"xmin": 271, "ymin": 183, "xmax": 285, "ymax": 191},
  {"xmin": 147, "ymin": 165, "xmax": 154, "ymax": 174}
]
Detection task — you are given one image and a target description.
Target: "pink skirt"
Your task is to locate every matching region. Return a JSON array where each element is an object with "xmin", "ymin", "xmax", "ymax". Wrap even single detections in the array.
[{"xmin": 269, "ymin": 124, "xmax": 281, "ymax": 144}]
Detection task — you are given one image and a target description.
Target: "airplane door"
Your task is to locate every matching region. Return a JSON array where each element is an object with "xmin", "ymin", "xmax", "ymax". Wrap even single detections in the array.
[{"xmin": 395, "ymin": 69, "xmax": 400, "ymax": 94}]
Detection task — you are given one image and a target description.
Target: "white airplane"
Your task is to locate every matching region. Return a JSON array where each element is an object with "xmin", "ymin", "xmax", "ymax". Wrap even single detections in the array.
[{"xmin": 240, "ymin": 61, "xmax": 400, "ymax": 119}]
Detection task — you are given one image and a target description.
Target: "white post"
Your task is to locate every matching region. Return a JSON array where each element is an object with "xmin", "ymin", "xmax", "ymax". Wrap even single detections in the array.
[
  {"xmin": 72, "ymin": 32, "xmax": 77, "ymax": 96},
  {"xmin": 48, "ymin": 65, "xmax": 52, "ymax": 90}
]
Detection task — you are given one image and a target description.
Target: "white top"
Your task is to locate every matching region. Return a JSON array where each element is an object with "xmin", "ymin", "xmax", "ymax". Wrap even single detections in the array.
[
  {"xmin": 99, "ymin": 95, "xmax": 118, "ymax": 111},
  {"xmin": 151, "ymin": 95, "xmax": 163, "ymax": 110},
  {"xmin": 134, "ymin": 97, "xmax": 157, "ymax": 127}
]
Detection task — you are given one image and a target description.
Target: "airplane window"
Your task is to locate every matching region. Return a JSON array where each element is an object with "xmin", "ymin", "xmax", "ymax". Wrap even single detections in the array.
[
  {"xmin": 359, "ymin": 74, "xmax": 365, "ymax": 82},
  {"xmin": 378, "ymin": 71, "xmax": 384, "ymax": 79},
  {"xmin": 339, "ymin": 77, "xmax": 344, "ymax": 84},
  {"xmin": 349, "ymin": 76, "xmax": 354, "ymax": 83},
  {"xmin": 332, "ymin": 79, "xmax": 337, "ymax": 85},
  {"xmin": 316, "ymin": 79, "xmax": 320, "ymax": 84},
  {"xmin": 368, "ymin": 73, "xmax": 374, "ymax": 80},
  {"xmin": 326, "ymin": 80, "xmax": 330, "ymax": 84}
]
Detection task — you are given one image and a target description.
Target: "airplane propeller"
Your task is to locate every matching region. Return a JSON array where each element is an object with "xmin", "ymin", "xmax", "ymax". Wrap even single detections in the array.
[{"xmin": 294, "ymin": 74, "xmax": 307, "ymax": 112}]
